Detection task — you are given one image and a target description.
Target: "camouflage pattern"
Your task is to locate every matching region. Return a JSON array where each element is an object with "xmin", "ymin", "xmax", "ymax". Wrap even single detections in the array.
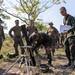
[
  {"xmin": 9, "ymin": 26, "xmax": 24, "ymax": 55},
  {"xmin": 63, "ymin": 14, "xmax": 75, "ymax": 34},
  {"xmin": 47, "ymin": 26, "xmax": 59, "ymax": 55},
  {"xmin": 29, "ymin": 32, "xmax": 53, "ymax": 65},
  {"xmin": 27, "ymin": 20, "xmax": 38, "ymax": 36},
  {"xmin": 59, "ymin": 33, "xmax": 64, "ymax": 47},
  {"xmin": 27, "ymin": 26, "xmax": 38, "ymax": 36},
  {"xmin": 27, "ymin": 23, "xmax": 38, "ymax": 55},
  {"xmin": 64, "ymin": 14, "xmax": 75, "ymax": 64},
  {"xmin": 0, "ymin": 25, "xmax": 5, "ymax": 50}
]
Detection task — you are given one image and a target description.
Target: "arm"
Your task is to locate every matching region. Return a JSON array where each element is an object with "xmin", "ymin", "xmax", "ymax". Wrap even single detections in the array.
[
  {"xmin": 35, "ymin": 27, "xmax": 38, "ymax": 32},
  {"xmin": 2, "ymin": 27, "xmax": 5, "ymax": 39},
  {"xmin": 54, "ymin": 28, "xmax": 59, "ymax": 34},
  {"xmin": 67, "ymin": 17, "xmax": 75, "ymax": 34},
  {"xmin": 47, "ymin": 28, "xmax": 49, "ymax": 34},
  {"xmin": 9, "ymin": 27, "xmax": 14, "ymax": 38}
]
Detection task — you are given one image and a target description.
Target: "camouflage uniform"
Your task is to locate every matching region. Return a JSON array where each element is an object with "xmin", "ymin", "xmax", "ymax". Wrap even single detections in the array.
[
  {"xmin": 0, "ymin": 19, "xmax": 5, "ymax": 50},
  {"xmin": 59, "ymin": 33, "xmax": 64, "ymax": 47},
  {"xmin": 29, "ymin": 32, "xmax": 53, "ymax": 65},
  {"xmin": 27, "ymin": 25, "xmax": 38, "ymax": 36},
  {"xmin": 27, "ymin": 24, "xmax": 38, "ymax": 55},
  {"xmin": 9, "ymin": 26, "xmax": 24, "ymax": 56},
  {"xmin": 47, "ymin": 26, "xmax": 59, "ymax": 55},
  {"xmin": 0, "ymin": 25, "xmax": 5, "ymax": 50},
  {"xmin": 64, "ymin": 14, "xmax": 75, "ymax": 65}
]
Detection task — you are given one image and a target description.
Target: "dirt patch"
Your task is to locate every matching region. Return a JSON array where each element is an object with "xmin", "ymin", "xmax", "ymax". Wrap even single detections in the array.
[{"xmin": 0, "ymin": 48, "xmax": 75, "ymax": 75}]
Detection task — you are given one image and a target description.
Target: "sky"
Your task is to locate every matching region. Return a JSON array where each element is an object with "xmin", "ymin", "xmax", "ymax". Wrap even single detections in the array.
[{"xmin": 3, "ymin": 0, "xmax": 75, "ymax": 33}]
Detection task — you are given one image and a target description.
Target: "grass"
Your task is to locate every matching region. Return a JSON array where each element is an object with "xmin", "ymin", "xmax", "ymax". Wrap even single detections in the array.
[{"xmin": 0, "ymin": 37, "xmax": 75, "ymax": 75}]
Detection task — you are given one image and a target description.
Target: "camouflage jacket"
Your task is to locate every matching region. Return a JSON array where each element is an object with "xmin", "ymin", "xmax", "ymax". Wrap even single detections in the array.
[
  {"xmin": 29, "ymin": 32, "xmax": 52, "ymax": 48},
  {"xmin": 47, "ymin": 26, "xmax": 59, "ymax": 39},
  {"xmin": 0, "ymin": 25, "xmax": 5, "ymax": 39},
  {"xmin": 27, "ymin": 26, "xmax": 38, "ymax": 36},
  {"xmin": 63, "ymin": 14, "xmax": 75, "ymax": 34},
  {"xmin": 9, "ymin": 26, "xmax": 22, "ymax": 38}
]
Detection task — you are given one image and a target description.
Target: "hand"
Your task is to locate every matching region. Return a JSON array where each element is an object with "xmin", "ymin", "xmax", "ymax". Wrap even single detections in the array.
[{"xmin": 63, "ymin": 31, "xmax": 68, "ymax": 34}]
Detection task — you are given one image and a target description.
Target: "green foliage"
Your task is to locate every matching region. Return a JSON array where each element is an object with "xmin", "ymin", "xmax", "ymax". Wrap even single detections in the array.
[
  {"xmin": 0, "ymin": 0, "xmax": 3, "ymax": 5},
  {"xmin": 35, "ymin": 19, "xmax": 48, "ymax": 31},
  {"xmin": 11, "ymin": 0, "xmax": 66, "ymax": 26},
  {"xmin": 0, "ymin": 0, "xmax": 10, "ymax": 29},
  {"xmin": 13, "ymin": 0, "xmax": 60, "ymax": 21},
  {"xmin": 1, "ymin": 0, "xmax": 66, "ymax": 30},
  {"xmin": 14, "ymin": 0, "xmax": 41, "ymax": 20},
  {"xmin": 51, "ymin": 0, "xmax": 66, "ymax": 4},
  {"xmin": 0, "ymin": 13, "xmax": 10, "ymax": 19},
  {"xmin": 10, "ymin": 0, "xmax": 54, "ymax": 29},
  {"xmin": 0, "ymin": 0, "xmax": 10, "ymax": 19}
]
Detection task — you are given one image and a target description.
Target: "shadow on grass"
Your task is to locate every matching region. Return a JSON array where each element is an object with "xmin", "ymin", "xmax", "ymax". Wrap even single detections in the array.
[
  {"xmin": 35, "ymin": 54, "xmax": 47, "ymax": 61},
  {"xmin": 54, "ymin": 65, "xmax": 72, "ymax": 75},
  {"xmin": 56, "ymin": 71, "xmax": 70, "ymax": 75},
  {"xmin": 3, "ymin": 56, "xmax": 21, "ymax": 64},
  {"xmin": 57, "ymin": 56, "xmax": 66, "ymax": 60},
  {"xmin": 54, "ymin": 64, "xmax": 66, "ymax": 69},
  {"xmin": 33, "ymin": 69, "xmax": 54, "ymax": 75},
  {"xmin": 0, "ymin": 68, "xmax": 20, "ymax": 75},
  {"xmin": 47, "ymin": 69, "xmax": 54, "ymax": 73},
  {"xmin": 54, "ymin": 54, "xmax": 66, "ymax": 60}
]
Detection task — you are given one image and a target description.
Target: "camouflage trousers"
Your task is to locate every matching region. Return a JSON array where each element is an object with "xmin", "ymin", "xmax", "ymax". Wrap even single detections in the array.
[
  {"xmin": 51, "ymin": 38, "xmax": 57, "ymax": 55},
  {"xmin": 0, "ymin": 36, "xmax": 2, "ymax": 50},
  {"xmin": 64, "ymin": 35, "xmax": 75, "ymax": 62},
  {"xmin": 13, "ymin": 36, "xmax": 25, "ymax": 55}
]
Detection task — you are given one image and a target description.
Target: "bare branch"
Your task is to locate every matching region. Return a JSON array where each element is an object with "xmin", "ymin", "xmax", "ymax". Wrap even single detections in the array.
[
  {"xmin": 42, "ymin": 3, "xmax": 54, "ymax": 12},
  {"xmin": 16, "ymin": 0, "xmax": 20, "ymax": 3},
  {"xmin": 22, "ymin": 0, "xmax": 31, "ymax": 12},
  {"xmin": 20, "ymin": 0, "xmax": 29, "ymax": 14},
  {"xmin": 37, "ymin": 3, "xmax": 55, "ymax": 17},
  {"xmin": 32, "ymin": 2, "xmax": 55, "ymax": 21},
  {"xmin": 39, "ymin": 0, "xmax": 51, "ymax": 12},
  {"xmin": 0, "ymin": 7, "xmax": 28, "ymax": 25},
  {"xmin": 30, "ymin": 0, "xmax": 33, "ymax": 4}
]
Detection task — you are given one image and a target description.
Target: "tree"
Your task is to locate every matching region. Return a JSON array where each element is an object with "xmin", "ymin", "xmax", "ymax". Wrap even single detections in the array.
[
  {"xmin": 0, "ymin": 0, "xmax": 65, "ymax": 23},
  {"xmin": 0, "ymin": 0, "xmax": 10, "ymax": 29},
  {"xmin": 0, "ymin": 0, "xmax": 10, "ymax": 19},
  {"xmin": 0, "ymin": 0, "xmax": 66, "ymax": 30},
  {"xmin": 35, "ymin": 19, "xmax": 48, "ymax": 31},
  {"xmin": 51, "ymin": 0, "xmax": 66, "ymax": 4}
]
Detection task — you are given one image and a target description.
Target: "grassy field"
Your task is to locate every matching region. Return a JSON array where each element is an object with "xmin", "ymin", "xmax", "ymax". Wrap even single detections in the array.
[{"xmin": 0, "ymin": 37, "xmax": 75, "ymax": 75}]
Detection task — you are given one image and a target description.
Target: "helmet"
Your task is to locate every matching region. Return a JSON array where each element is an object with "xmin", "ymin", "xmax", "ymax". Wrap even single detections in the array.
[
  {"xmin": 40, "ymin": 64, "xmax": 49, "ymax": 73},
  {"xmin": 49, "ymin": 22, "xmax": 53, "ymax": 25}
]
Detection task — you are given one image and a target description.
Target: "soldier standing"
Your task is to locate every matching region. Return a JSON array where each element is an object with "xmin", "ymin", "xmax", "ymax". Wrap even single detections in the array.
[
  {"xmin": 0, "ymin": 18, "xmax": 5, "ymax": 59},
  {"xmin": 27, "ymin": 20, "xmax": 38, "ymax": 55},
  {"xmin": 60, "ymin": 7, "xmax": 75, "ymax": 67},
  {"xmin": 9, "ymin": 20, "xmax": 25, "ymax": 57},
  {"xmin": 47, "ymin": 22, "xmax": 59, "ymax": 55},
  {"xmin": 27, "ymin": 20, "xmax": 38, "ymax": 36}
]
